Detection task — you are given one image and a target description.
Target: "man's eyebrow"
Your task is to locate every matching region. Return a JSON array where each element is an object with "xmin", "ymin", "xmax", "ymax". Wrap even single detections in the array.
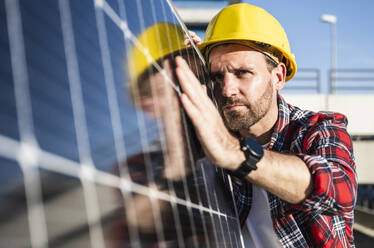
[
  {"xmin": 209, "ymin": 71, "xmax": 223, "ymax": 77},
  {"xmin": 235, "ymin": 65, "xmax": 255, "ymax": 70},
  {"xmin": 210, "ymin": 65, "xmax": 254, "ymax": 74}
]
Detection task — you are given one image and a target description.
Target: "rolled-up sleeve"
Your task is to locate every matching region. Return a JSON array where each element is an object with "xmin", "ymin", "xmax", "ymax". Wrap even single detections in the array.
[{"xmin": 289, "ymin": 113, "xmax": 357, "ymax": 216}]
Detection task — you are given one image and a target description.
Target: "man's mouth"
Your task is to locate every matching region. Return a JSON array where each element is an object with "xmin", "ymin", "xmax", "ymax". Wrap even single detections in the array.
[{"xmin": 223, "ymin": 104, "xmax": 245, "ymax": 111}]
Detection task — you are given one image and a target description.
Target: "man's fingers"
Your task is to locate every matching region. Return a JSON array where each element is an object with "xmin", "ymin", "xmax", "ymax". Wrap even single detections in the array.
[
  {"xmin": 188, "ymin": 31, "xmax": 196, "ymax": 36},
  {"xmin": 184, "ymin": 31, "xmax": 202, "ymax": 47},
  {"xmin": 180, "ymin": 93, "xmax": 204, "ymax": 128},
  {"xmin": 175, "ymin": 56, "xmax": 201, "ymax": 89},
  {"xmin": 162, "ymin": 58, "xmax": 173, "ymax": 80},
  {"xmin": 184, "ymin": 38, "xmax": 192, "ymax": 47},
  {"xmin": 189, "ymin": 31, "xmax": 201, "ymax": 41},
  {"xmin": 175, "ymin": 56, "xmax": 208, "ymax": 107}
]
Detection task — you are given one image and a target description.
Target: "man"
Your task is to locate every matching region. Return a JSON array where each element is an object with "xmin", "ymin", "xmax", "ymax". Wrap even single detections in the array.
[{"xmin": 177, "ymin": 3, "xmax": 357, "ymax": 247}]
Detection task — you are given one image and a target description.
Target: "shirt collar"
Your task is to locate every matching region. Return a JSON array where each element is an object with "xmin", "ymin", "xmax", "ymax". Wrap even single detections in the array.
[{"xmin": 268, "ymin": 94, "xmax": 291, "ymax": 151}]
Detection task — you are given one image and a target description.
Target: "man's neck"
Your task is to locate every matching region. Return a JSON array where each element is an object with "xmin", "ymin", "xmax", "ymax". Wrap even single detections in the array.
[{"xmin": 239, "ymin": 101, "xmax": 279, "ymax": 145}]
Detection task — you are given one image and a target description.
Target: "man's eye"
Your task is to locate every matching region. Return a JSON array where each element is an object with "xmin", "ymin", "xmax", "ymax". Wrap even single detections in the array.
[
  {"xmin": 236, "ymin": 69, "xmax": 250, "ymax": 77},
  {"xmin": 210, "ymin": 73, "xmax": 223, "ymax": 83}
]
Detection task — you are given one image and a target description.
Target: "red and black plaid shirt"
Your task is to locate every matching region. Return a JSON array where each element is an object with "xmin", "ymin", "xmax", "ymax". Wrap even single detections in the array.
[{"xmin": 229, "ymin": 94, "xmax": 357, "ymax": 247}]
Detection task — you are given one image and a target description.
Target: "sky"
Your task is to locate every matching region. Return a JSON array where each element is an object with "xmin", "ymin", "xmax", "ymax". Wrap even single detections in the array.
[{"xmin": 175, "ymin": 0, "xmax": 374, "ymax": 93}]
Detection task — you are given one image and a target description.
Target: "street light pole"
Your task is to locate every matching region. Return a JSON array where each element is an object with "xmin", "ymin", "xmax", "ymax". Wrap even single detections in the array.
[
  {"xmin": 321, "ymin": 14, "xmax": 337, "ymax": 93},
  {"xmin": 331, "ymin": 19, "xmax": 337, "ymax": 74}
]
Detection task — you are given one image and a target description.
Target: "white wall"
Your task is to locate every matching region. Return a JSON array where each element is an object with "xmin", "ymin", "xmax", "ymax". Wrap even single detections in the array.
[
  {"xmin": 282, "ymin": 94, "xmax": 374, "ymax": 136},
  {"xmin": 353, "ymin": 141, "xmax": 374, "ymax": 184}
]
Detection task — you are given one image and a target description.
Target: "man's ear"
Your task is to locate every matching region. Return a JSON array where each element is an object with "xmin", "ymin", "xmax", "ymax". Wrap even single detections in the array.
[{"xmin": 272, "ymin": 63, "xmax": 287, "ymax": 91}]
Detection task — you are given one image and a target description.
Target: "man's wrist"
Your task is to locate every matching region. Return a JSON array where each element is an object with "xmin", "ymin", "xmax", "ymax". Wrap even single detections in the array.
[
  {"xmin": 228, "ymin": 148, "xmax": 246, "ymax": 171},
  {"xmin": 228, "ymin": 137, "xmax": 264, "ymax": 179}
]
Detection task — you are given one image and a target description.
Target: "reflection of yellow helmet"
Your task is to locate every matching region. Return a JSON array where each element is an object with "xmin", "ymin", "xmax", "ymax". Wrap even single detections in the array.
[
  {"xmin": 199, "ymin": 3, "xmax": 297, "ymax": 81},
  {"xmin": 129, "ymin": 22, "xmax": 186, "ymax": 82}
]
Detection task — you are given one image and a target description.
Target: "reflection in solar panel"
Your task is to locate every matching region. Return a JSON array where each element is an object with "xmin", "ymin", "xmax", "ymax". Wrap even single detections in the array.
[{"xmin": 0, "ymin": 0, "xmax": 243, "ymax": 247}]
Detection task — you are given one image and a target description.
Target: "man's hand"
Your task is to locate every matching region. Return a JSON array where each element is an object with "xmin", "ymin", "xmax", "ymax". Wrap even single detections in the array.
[
  {"xmin": 184, "ymin": 31, "xmax": 202, "ymax": 47},
  {"xmin": 175, "ymin": 56, "xmax": 245, "ymax": 171},
  {"xmin": 161, "ymin": 59, "xmax": 189, "ymax": 180}
]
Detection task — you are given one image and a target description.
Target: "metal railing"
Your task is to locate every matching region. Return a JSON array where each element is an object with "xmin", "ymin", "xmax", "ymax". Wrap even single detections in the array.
[
  {"xmin": 329, "ymin": 69, "xmax": 374, "ymax": 93},
  {"xmin": 284, "ymin": 68, "xmax": 321, "ymax": 93},
  {"xmin": 285, "ymin": 68, "xmax": 374, "ymax": 94}
]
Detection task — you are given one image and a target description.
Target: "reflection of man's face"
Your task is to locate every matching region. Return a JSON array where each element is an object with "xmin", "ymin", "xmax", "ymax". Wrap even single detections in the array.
[
  {"xmin": 135, "ymin": 52, "xmax": 206, "ymax": 119},
  {"xmin": 209, "ymin": 44, "xmax": 275, "ymax": 132},
  {"xmin": 138, "ymin": 71, "xmax": 169, "ymax": 119}
]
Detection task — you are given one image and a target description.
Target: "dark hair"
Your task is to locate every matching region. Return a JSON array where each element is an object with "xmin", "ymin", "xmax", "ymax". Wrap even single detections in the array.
[{"xmin": 264, "ymin": 54, "xmax": 278, "ymax": 73}]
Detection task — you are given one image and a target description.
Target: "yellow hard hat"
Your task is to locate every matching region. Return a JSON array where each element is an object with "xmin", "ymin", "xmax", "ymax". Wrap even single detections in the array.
[
  {"xmin": 199, "ymin": 3, "xmax": 297, "ymax": 81},
  {"xmin": 129, "ymin": 22, "xmax": 186, "ymax": 83}
]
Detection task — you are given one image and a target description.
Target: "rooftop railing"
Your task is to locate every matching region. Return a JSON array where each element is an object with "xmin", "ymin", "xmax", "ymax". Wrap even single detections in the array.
[
  {"xmin": 284, "ymin": 68, "xmax": 374, "ymax": 94},
  {"xmin": 283, "ymin": 68, "xmax": 321, "ymax": 93},
  {"xmin": 329, "ymin": 69, "xmax": 374, "ymax": 94}
]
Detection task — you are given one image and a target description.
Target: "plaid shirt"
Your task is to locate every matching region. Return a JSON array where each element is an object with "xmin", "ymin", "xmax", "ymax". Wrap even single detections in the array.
[{"xmin": 228, "ymin": 94, "xmax": 357, "ymax": 248}]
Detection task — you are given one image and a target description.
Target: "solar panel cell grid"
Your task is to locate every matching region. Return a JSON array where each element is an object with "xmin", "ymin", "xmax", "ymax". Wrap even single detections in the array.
[{"xmin": 0, "ymin": 0, "xmax": 243, "ymax": 247}]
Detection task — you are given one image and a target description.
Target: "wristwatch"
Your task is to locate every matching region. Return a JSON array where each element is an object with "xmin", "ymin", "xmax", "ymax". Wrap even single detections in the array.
[{"xmin": 231, "ymin": 137, "xmax": 264, "ymax": 179}]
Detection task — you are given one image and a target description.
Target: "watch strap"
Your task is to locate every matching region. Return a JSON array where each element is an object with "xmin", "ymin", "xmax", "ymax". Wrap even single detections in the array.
[
  {"xmin": 229, "ymin": 137, "xmax": 262, "ymax": 179},
  {"xmin": 231, "ymin": 155, "xmax": 258, "ymax": 178}
]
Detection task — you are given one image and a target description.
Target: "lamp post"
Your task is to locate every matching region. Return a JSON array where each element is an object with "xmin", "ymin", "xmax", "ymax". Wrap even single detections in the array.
[{"xmin": 321, "ymin": 14, "xmax": 337, "ymax": 93}]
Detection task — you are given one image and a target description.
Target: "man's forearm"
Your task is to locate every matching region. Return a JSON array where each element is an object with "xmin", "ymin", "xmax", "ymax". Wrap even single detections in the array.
[{"xmin": 245, "ymin": 150, "xmax": 313, "ymax": 204}]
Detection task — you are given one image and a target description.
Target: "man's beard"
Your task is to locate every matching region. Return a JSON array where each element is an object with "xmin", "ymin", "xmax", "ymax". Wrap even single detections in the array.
[{"xmin": 217, "ymin": 79, "xmax": 273, "ymax": 132}]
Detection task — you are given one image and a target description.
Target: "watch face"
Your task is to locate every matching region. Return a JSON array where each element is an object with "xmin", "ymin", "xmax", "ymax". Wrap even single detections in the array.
[{"xmin": 245, "ymin": 137, "xmax": 264, "ymax": 158}]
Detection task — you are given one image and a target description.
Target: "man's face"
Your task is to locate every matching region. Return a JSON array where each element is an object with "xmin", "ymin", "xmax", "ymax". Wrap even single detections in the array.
[{"xmin": 209, "ymin": 44, "xmax": 276, "ymax": 132}]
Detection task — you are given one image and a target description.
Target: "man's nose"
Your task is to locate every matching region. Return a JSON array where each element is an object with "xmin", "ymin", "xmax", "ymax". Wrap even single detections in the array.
[{"xmin": 221, "ymin": 74, "xmax": 239, "ymax": 97}]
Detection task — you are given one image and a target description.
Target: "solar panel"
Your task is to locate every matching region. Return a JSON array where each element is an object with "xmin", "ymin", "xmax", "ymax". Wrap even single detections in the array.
[{"xmin": 0, "ymin": 0, "xmax": 243, "ymax": 247}]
